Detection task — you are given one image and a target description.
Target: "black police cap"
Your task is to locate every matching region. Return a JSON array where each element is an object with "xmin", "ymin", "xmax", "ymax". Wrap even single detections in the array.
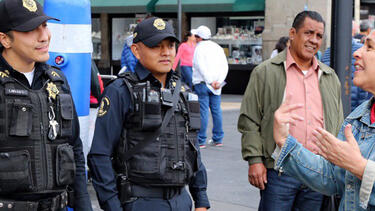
[
  {"xmin": 133, "ymin": 17, "xmax": 179, "ymax": 47},
  {"xmin": 0, "ymin": 0, "xmax": 59, "ymax": 33}
]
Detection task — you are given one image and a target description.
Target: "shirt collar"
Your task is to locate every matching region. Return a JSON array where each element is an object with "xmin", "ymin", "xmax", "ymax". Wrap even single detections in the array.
[
  {"xmin": 347, "ymin": 97, "xmax": 375, "ymax": 127},
  {"xmin": 134, "ymin": 62, "xmax": 174, "ymax": 88},
  {"xmin": 286, "ymin": 47, "xmax": 320, "ymax": 72}
]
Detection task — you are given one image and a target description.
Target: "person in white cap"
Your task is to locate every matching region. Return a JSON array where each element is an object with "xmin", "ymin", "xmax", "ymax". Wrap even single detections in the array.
[
  {"xmin": 192, "ymin": 25, "xmax": 228, "ymax": 148},
  {"xmin": 172, "ymin": 29, "xmax": 197, "ymax": 88}
]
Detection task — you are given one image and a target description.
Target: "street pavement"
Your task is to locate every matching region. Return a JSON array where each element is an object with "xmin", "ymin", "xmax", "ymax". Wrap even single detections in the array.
[{"xmin": 88, "ymin": 94, "xmax": 260, "ymax": 211}]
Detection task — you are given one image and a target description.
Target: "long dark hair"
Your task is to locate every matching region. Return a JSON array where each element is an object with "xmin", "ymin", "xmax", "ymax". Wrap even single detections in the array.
[{"xmin": 183, "ymin": 31, "xmax": 193, "ymax": 42}]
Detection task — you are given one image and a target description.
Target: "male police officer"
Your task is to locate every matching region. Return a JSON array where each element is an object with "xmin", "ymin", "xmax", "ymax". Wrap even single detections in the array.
[
  {"xmin": 88, "ymin": 17, "xmax": 210, "ymax": 211},
  {"xmin": 0, "ymin": 0, "xmax": 93, "ymax": 210}
]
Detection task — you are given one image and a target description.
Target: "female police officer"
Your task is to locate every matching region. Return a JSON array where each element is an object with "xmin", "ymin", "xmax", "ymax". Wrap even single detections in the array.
[
  {"xmin": 0, "ymin": 0, "xmax": 92, "ymax": 210},
  {"xmin": 88, "ymin": 17, "xmax": 210, "ymax": 211}
]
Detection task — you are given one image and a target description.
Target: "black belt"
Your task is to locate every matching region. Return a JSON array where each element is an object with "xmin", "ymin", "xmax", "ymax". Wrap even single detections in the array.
[
  {"xmin": 131, "ymin": 185, "xmax": 184, "ymax": 200},
  {"xmin": 0, "ymin": 191, "xmax": 68, "ymax": 211}
]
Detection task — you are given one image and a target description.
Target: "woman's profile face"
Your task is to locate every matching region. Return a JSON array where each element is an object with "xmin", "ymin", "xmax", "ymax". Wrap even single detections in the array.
[
  {"xmin": 188, "ymin": 34, "xmax": 196, "ymax": 42},
  {"xmin": 353, "ymin": 30, "xmax": 375, "ymax": 94}
]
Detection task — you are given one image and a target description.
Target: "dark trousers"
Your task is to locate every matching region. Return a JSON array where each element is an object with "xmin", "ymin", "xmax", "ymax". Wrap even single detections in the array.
[
  {"xmin": 258, "ymin": 169, "xmax": 323, "ymax": 211},
  {"xmin": 124, "ymin": 188, "xmax": 192, "ymax": 211}
]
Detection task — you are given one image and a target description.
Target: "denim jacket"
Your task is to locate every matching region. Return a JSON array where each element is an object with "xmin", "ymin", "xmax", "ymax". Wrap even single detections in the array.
[{"xmin": 274, "ymin": 97, "xmax": 375, "ymax": 211}]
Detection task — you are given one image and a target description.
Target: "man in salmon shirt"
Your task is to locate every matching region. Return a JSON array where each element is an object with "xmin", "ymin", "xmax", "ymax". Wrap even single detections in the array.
[{"xmin": 238, "ymin": 10, "xmax": 344, "ymax": 210}]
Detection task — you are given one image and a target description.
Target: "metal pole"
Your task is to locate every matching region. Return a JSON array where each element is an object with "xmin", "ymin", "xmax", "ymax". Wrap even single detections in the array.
[
  {"xmin": 178, "ymin": 0, "xmax": 182, "ymax": 41},
  {"xmin": 330, "ymin": 0, "xmax": 353, "ymax": 117}
]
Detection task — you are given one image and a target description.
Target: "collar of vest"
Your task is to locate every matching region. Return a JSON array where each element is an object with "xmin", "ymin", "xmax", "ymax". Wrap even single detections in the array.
[{"xmin": 0, "ymin": 66, "xmax": 64, "ymax": 85}]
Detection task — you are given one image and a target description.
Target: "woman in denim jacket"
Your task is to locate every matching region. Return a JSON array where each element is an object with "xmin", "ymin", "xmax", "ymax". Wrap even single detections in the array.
[{"xmin": 273, "ymin": 30, "xmax": 375, "ymax": 211}]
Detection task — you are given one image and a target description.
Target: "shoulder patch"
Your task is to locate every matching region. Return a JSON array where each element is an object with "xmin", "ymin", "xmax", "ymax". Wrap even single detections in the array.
[{"xmin": 98, "ymin": 96, "xmax": 110, "ymax": 117}]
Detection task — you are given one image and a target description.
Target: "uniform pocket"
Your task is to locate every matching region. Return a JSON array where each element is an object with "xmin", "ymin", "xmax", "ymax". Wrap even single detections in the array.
[
  {"xmin": 56, "ymin": 144, "xmax": 76, "ymax": 186},
  {"xmin": 141, "ymin": 102, "xmax": 162, "ymax": 131},
  {"xmin": 9, "ymin": 102, "xmax": 33, "ymax": 136},
  {"xmin": 0, "ymin": 150, "xmax": 34, "ymax": 193},
  {"xmin": 187, "ymin": 100, "xmax": 200, "ymax": 130},
  {"xmin": 57, "ymin": 94, "xmax": 73, "ymax": 138}
]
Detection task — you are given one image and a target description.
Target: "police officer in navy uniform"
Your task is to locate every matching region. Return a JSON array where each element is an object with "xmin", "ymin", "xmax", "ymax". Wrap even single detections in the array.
[
  {"xmin": 88, "ymin": 17, "xmax": 210, "ymax": 211},
  {"xmin": 0, "ymin": 0, "xmax": 93, "ymax": 210}
]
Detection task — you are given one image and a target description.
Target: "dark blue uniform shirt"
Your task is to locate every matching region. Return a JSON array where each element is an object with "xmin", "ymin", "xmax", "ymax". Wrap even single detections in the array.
[
  {"xmin": 0, "ymin": 48, "xmax": 92, "ymax": 211},
  {"xmin": 88, "ymin": 63, "xmax": 210, "ymax": 211}
]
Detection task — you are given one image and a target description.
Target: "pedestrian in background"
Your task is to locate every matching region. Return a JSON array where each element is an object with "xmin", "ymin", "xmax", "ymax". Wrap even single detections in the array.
[
  {"xmin": 354, "ymin": 20, "xmax": 372, "ymax": 44},
  {"xmin": 272, "ymin": 28, "xmax": 375, "ymax": 211},
  {"xmin": 322, "ymin": 21, "xmax": 372, "ymax": 111},
  {"xmin": 238, "ymin": 10, "xmax": 343, "ymax": 211},
  {"xmin": 88, "ymin": 17, "xmax": 210, "ymax": 211},
  {"xmin": 0, "ymin": 0, "xmax": 93, "ymax": 210},
  {"xmin": 173, "ymin": 29, "xmax": 197, "ymax": 88},
  {"xmin": 192, "ymin": 25, "xmax": 228, "ymax": 149},
  {"xmin": 270, "ymin": 36, "xmax": 289, "ymax": 58},
  {"xmin": 120, "ymin": 34, "xmax": 138, "ymax": 73}
]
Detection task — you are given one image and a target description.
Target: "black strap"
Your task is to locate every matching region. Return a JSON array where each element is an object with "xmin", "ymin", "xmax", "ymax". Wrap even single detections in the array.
[{"xmin": 122, "ymin": 79, "xmax": 182, "ymax": 161}]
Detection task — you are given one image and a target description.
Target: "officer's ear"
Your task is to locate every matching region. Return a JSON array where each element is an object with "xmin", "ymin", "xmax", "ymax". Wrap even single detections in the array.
[
  {"xmin": 0, "ymin": 32, "xmax": 13, "ymax": 49},
  {"xmin": 131, "ymin": 43, "xmax": 141, "ymax": 60}
]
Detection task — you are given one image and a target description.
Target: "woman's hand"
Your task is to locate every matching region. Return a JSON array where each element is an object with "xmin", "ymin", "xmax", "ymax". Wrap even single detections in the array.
[
  {"xmin": 273, "ymin": 95, "xmax": 304, "ymax": 147},
  {"xmin": 313, "ymin": 124, "xmax": 367, "ymax": 179}
]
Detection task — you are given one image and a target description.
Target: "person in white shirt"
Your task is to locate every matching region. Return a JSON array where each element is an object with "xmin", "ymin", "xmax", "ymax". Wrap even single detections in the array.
[{"xmin": 192, "ymin": 25, "xmax": 228, "ymax": 148}]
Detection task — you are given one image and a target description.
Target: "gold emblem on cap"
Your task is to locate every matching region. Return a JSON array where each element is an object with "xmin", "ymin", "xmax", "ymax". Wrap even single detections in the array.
[
  {"xmin": 46, "ymin": 82, "xmax": 59, "ymax": 100},
  {"xmin": 23, "ymin": 0, "xmax": 37, "ymax": 12},
  {"xmin": 133, "ymin": 32, "xmax": 137, "ymax": 39},
  {"xmin": 153, "ymin": 18, "xmax": 166, "ymax": 30},
  {"xmin": 51, "ymin": 71, "xmax": 60, "ymax": 78}
]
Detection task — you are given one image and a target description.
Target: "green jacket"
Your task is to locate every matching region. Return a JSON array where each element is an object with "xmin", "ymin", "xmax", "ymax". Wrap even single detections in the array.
[{"xmin": 238, "ymin": 50, "xmax": 344, "ymax": 168}]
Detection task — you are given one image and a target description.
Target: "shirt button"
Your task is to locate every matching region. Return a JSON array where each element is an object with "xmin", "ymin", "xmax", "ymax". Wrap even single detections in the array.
[{"xmin": 347, "ymin": 184, "xmax": 352, "ymax": 190}]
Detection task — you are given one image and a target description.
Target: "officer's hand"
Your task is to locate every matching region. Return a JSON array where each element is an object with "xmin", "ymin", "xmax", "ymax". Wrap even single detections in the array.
[
  {"xmin": 248, "ymin": 163, "xmax": 267, "ymax": 190},
  {"xmin": 195, "ymin": 207, "xmax": 207, "ymax": 211}
]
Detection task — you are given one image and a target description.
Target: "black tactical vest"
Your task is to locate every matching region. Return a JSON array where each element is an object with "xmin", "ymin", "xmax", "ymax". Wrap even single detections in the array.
[
  {"xmin": 0, "ymin": 67, "xmax": 76, "ymax": 196},
  {"xmin": 115, "ymin": 72, "xmax": 201, "ymax": 187}
]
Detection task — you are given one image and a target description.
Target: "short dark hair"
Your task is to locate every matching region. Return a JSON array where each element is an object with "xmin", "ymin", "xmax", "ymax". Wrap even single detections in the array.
[
  {"xmin": 292, "ymin": 11, "xmax": 325, "ymax": 31},
  {"xmin": 360, "ymin": 21, "xmax": 370, "ymax": 32},
  {"xmin": 5, "ymin": 31, "xmax": 13, "ymax": 40}
]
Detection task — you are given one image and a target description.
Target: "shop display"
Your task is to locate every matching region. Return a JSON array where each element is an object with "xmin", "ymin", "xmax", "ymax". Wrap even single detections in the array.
[{"xmin": 212, "ymin": 25, "xmax": 262, "ymax": 65}]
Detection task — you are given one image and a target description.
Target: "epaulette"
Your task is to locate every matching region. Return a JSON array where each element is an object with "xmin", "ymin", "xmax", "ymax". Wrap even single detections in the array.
[
  {"xmin": 0, "ymin": 68, "xmax": 14, "ymax": 84},
  {"xmin": 45, "ymin": 66, "xmax": 65, "ymax": 83},
  {"xmin": 118, "ymin": 71, "xmax": 140, "ymax": 84}
]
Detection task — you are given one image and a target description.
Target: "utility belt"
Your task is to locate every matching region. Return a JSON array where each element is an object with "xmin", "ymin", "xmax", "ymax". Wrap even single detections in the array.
[
  {"xmin": 117, "ymin": 175, "xmax": 184, "ymax": 204},
  {"xmin": 0, "ymin": 190, "xmax": 71, "ymax": 211},
  {"xmin": 131, "ymin": 185, "xmax": 183, "ymax": 200}
]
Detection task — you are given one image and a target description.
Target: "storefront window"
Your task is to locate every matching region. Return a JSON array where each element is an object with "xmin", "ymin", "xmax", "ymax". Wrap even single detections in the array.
[
  {"xmin": 111, "ymin": 18, "xmax": 137, "ymax": 61},
  {"xmin": 192, "ymin": 16, "xmax": 264, "ymax": 65}
]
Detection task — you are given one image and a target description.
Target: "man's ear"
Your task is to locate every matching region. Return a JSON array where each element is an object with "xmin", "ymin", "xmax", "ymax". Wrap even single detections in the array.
[
  {"xmin": 0, "ymin": 32, "xmax": 11, "ymax": 48},
  {"xmin": 131, "ymin": 44, "xmax": 141, "ymax": 60},
  {"xmin": 289, "ymin": 28, "xmax": 296, "ymax": 42}
]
